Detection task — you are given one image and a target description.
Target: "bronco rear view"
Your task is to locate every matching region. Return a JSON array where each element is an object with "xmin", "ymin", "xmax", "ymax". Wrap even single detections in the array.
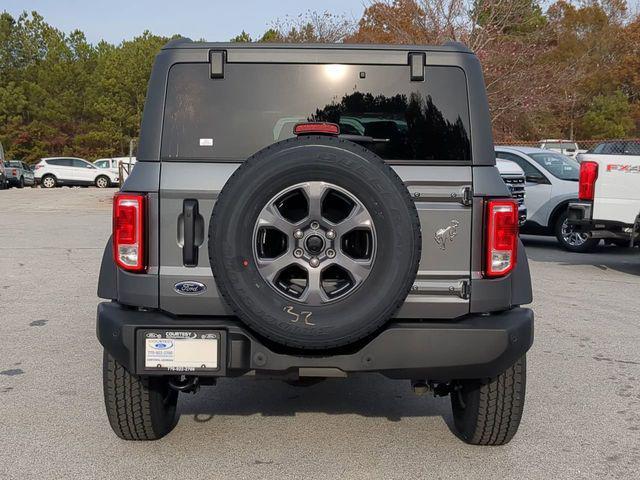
[{"xmin": 97, "ymin": 40, "xmax": 534, "ymax": 445}]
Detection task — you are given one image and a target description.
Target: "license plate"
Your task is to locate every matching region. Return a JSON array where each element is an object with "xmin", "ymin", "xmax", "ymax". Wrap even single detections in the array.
[{"xmin": 143, "ymin": 331, "xmax": 219, "ymax": 372}]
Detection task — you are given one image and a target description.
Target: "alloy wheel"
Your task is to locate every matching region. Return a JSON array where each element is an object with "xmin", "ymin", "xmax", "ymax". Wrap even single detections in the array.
[
  {"xmin": 561, "ymin": 218, "xmax": 589, "ymax": 247},
  {"xmin": 252, "ymin": 181, "xmax": 376, "ymax": 305}
]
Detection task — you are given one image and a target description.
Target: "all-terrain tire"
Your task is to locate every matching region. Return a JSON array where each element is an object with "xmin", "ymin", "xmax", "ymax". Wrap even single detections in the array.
[
  {"xmin": 102, "ymin": 351, "xmax": 178, "ymax": 441},
  {"xmin": 451, "ymin": 355, "xmax": 526, "ymax": 445},
  {"xmin": 209, "ymin": 135, "xmax": 421, "ymax": 350}
]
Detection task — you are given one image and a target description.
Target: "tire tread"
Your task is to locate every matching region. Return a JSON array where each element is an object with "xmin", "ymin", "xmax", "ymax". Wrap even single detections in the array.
[
  {"xmin": 453, "ymin": 356, "xmax": 526, "ymax": 446},
  {"xmin": 103, "ymin": 352, "xmax": 171, "ymax": 441}
]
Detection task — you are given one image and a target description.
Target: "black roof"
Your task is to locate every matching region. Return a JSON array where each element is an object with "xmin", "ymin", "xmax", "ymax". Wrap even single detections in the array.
[{"xmin": 162, "ymin": 37, "xmax": 472, "ymax": 54}]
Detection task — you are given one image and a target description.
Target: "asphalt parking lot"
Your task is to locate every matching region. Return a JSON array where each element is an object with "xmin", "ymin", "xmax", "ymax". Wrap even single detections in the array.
[{"xmin": 1, "ymin": 188, "xmax": 639, "ymax": 480}]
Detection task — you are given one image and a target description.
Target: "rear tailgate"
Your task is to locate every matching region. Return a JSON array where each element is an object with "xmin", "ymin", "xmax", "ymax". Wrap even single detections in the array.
[
  {"xmin": 582, "ymin": 153, "xmax": 640, "ymax": 224},
  {"xmin": 157, "ymin": 163, "xmax": 472, "ymax": 319},
  {"xmin": 156, "ymin": 54, "xmax": 475, "ymax": 319}
]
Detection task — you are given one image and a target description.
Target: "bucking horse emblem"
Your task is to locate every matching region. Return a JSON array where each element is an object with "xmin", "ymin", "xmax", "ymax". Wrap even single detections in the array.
[{"xmin": 434, "ymin": 220, "xmax": 459, "ymax": 250}]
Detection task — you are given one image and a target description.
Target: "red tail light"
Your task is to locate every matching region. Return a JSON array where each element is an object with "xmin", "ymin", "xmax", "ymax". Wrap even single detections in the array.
[
  {"xmin": 35, "ymin": 164, "xmax": 43, "ymax": 170},
  {"xmin": 113, "ymin": 193, "xmax": 146, "ymax": 272},
  {"xmin": 485, "ymin": 199, "xmax": 518, "ymax": 278},
  {"xmin": 293, "ymin": 122, "xmax": 340, "ymax": 136},
  {"xmin": 579, "ymin": 161, "xmax": 598, "ymax": 201}
]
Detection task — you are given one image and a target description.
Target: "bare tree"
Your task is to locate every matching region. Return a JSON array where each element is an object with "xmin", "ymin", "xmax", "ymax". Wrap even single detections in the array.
[{"xmin": 270, "ymin": 11, "xmax": 356, "ymax": 43}]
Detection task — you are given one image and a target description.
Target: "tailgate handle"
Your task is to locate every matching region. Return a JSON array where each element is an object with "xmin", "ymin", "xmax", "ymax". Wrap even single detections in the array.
[{"xmin": 182, "ymin": 199, "xmax": 200, "ymax": 267}]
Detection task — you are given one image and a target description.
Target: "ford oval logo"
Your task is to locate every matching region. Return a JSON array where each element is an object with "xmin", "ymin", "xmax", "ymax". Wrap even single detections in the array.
[
  {"xmin": 174, "ymin": 281, "xmax": 207, "ymax": 295},
  {"xmin": 152, "ymin": 341, "xmax": 173, "ymax": 350}
]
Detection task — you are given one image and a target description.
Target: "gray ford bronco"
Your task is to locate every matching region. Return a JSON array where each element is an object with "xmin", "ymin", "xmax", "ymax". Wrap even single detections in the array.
[{"xmin": 97, "ymin": 40, "xmax": 534, "ymax": 445}]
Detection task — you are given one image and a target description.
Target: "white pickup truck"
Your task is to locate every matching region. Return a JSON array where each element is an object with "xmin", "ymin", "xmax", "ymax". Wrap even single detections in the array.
[{"xmin": 568, "ymin": 140, "xmax": 640, "ymax": 247}]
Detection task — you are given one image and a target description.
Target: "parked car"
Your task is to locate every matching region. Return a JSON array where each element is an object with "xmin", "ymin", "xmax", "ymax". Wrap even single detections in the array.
[
  {"xmin": 94, "ymin": 156, "xmax": 137, "ymax": 178},
  {"xmin": 4, "ymin": 160, "xmax": 36, "ymax": 188},
  {"xmin": 97, "ymin": 40, "xmax": 534, "ymax": 445},
  {"xmin": 538, "ymin": 139, "xmax": 586, "ymax": 159},
  {"xmin": 34, "ymin": 157, "xmax": 118, "ymax": 188},
  {"xmin": 496, "ymin": 158, "xmax": 527, "ymax": 225},
  {"xmin": 0, "ymin": 142, "xmax": 6, "ymax": 189},
  {"xmin": 495, "ymin": 146, "xmax": 599, "ymax": 252},
  {"xmin": 568, "ymin": 140, "xmax": 640, "ymax": 248}
]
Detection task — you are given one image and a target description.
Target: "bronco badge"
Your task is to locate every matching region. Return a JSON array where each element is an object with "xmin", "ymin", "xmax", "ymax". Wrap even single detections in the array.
[{"xmin": 434, "ymin": 220, "xmax": 459, "ymax": 250}]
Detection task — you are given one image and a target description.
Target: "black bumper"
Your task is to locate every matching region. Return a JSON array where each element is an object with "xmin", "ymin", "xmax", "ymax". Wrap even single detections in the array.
[
  {"xmin": 97, "ymin": 302, "xmax": 534, "ymax": 381},
  {"xmin": 568, "ymin": 201, "xmax": 636, "ymax": 240},
  {"xmin": 567, "ymin": 201, "xmax": 593, "ymax": 228}
]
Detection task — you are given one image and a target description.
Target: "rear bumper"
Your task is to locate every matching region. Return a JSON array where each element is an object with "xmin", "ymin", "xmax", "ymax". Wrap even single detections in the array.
[
  {"xmin": 567, "ymin": 201, "xmax": 593, "ymax": 227},
  {"xmin": 97, "ymin": 302, "xmax": 534, "ymax": 381},
  {"xmin": 568, "ymin": 201, "xmax": 637, "ymax": 239}
]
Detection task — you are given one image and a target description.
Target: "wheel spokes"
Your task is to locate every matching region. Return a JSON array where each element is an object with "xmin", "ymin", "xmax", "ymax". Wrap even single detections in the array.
[
  {"xmin": 333, "ymin": 205, "xmax": 373, "ymax": 237},
  {"xmin": 299, "ymin": 267, "xmax": 329, "ymax": 305},
  {"xmin": 257, "ymin": 203, "xmax": 298, "ymax": 235},
  {"xmin": 254, "ymin": 181, "xmax": 376, "ymax": 305},
  {"xmin": 256, "ymin": 251, "xmax": 298, "ymax": 282},
  {"xmin": 329, "ymin": 253, "xmax": 373, "ymax": 284},
  {"xmin": 301, "ymin": 182, "xmax": 328, "ymax": 220}
]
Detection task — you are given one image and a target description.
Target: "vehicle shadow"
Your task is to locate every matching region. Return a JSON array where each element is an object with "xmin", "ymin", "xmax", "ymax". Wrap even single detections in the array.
[
  {"xmin": 521, "ymin": 235, "xmax": 640, "ymax": 276},
  {"xmin": 178, "ymin": 374, "xmax": 454, "ymax": 426}
]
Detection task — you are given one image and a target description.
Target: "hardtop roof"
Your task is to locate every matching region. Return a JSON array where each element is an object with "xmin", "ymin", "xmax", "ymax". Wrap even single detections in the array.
[{"xmin": 162, "ymin": 38, "xmax": 473, "ymax": 54}]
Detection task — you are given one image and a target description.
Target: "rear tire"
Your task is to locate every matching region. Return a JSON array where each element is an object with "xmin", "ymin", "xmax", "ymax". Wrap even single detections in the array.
[
  {"xmin": 41, "ymin": 175, "xmax": 57, "ymax": 189},
  {"xmin": 95, "ymin": 175, "xmax": 110, "ymax": 188},
  {"xmin": 103, "ymin": 351, "xmax": 178, "ymax": 441},
  {"xmin": 451, "ymin": 355, "xmax": 526, "ymax": 446},
  {"xmin": 555, "ymin": 212, "xmax": 599, "ymax": 253}
]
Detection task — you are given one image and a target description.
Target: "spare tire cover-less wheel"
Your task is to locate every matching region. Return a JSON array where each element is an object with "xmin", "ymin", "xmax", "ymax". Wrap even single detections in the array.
[{"xmin": 209, "ymin": 136, "xmax": 421, "ymax": 349}]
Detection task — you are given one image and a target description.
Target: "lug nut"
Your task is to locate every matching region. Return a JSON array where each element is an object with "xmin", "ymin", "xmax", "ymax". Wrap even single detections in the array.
[
  {"xmin": 294, "ymin": 229, "xmax": 304, "ymax": 239},
  {"xmin": 293, "ymin": 248, "xmax": 304, "ymax": 258},
  {"xmin": 326, "ymin": 249, "xmax": 336, "ymax": 258},
  {"xmin": 310, "ymin": 221, "xmax": 320, "ymax": 230},
  {"xmin": 309, "ymin": 257, "xmax": 320, "ymax": 268},
  {"xmin": 326, "ymin": 229, "xmax": 336, "ymax": 240}
]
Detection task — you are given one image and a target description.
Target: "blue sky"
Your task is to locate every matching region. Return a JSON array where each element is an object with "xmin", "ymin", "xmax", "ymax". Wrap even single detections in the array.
[{"xmin": 2, "ymin": 0, "xmax": 366, "ymax": 44}]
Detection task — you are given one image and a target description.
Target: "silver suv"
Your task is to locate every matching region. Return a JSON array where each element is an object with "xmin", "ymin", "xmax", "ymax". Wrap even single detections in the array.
[{"xmin": 97, "ymin": 41, "xmax": 534, "ymax": 445}]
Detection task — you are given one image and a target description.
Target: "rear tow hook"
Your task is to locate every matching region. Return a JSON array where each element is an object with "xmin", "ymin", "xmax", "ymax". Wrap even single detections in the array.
[
  {"xmin": 168, "ymin": 376, "xmax": 200, "ymax": 394},
  {"xmin": 411, "ymin": 380, "xmax": 454, "ymax": 397}
]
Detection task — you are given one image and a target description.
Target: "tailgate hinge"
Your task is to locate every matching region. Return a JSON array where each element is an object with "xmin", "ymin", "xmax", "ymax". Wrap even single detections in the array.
[
  {"xmin": 209, "ymin": 50, "xmax": 226, "ymax": 79},
  {"xmin": 409, "ymin": 52, "xmax": 426, "ymax": 81},
  {"xmin": 462, "ymin": 186, "xmax": 473, "ymax": 206},
  {"xmin": 460, "ymin": 280, "xmax": 471, "ymax": 299}
]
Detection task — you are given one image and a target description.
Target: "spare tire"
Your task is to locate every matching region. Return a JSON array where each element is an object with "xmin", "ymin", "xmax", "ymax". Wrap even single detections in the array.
[{"xmin": 209, "ymin": 136, "xmax": 421, "ymax": 349}]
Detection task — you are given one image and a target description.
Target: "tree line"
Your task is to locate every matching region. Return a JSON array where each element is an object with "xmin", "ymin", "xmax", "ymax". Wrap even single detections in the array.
[{"xmin": 1, "ymin": 1, "xmax": 639, "ymax": 163}]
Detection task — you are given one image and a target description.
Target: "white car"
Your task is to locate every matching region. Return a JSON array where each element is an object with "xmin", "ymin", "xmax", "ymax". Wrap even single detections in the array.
[
  {"xmin": 495, "ymin": 146, "xmax": 598, "ymax": 252},
  {"xmin": 538, "ymin": 139, "xmax": 587, "ymax": 159},
  {"xmin": 94, "ymin": 157, "xmax": 137, "ymax": 175},
  {"xmin": 34, "ymin": 157, "xmax": 118, "ymax": 189}
]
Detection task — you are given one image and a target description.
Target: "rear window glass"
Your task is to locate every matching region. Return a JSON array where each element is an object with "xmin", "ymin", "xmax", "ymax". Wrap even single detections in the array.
[
  {"xmin": 161, "ymin": 63, "xmax": 471, "ymax": 162},
  {"xmin": 47, "ymin": 159, "xmax": 73, "ymax": 166},
  {"xmin": 543, "ymin": 142, "xmax": 577, "ymax": 151}
]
